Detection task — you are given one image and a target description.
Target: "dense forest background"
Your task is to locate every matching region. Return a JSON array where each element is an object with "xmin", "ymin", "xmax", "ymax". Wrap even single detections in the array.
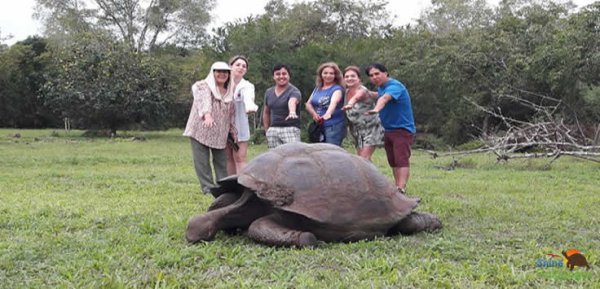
[{"xmin": 1, "ymin": 0, "xmax": 598, "ymax": 147}]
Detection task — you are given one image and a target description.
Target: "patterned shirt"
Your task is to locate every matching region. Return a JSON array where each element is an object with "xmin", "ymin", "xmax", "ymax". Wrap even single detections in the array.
[{"xmin": 183, "ymin": 81, "xmax": 234, "ymax": 149}]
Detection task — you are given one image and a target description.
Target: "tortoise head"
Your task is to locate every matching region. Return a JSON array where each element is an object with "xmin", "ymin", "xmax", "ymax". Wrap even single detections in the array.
[{"xmin": 186, "ymin": 214, "xmax": 217, "ymax": 244}]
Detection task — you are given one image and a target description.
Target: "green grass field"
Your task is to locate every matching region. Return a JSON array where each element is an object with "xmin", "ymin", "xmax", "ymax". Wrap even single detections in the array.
[{"xmin": 1, "ymin": 129, "xmax": 598, "ymax": 288}]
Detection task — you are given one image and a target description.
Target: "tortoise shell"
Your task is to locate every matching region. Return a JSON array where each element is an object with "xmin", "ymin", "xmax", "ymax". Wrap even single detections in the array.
[{"xmin": 236, "ymin": 142, "xmax": 418, "ymax": 228}]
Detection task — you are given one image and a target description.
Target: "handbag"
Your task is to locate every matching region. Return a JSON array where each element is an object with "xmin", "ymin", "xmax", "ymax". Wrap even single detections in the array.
[
  {"xmin": 227, "ymin": 133, "xmax": 239, "ymax": 151},
  {"xmin": 308, "ymin": 121, "xmax": 325, "ymax": 143}
]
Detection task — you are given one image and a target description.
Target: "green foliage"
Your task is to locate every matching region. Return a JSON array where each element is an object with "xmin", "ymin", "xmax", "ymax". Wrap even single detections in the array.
[
  {"xmin": 421, "ymin": 0, "xmax": 494, "ymax": 33},
  {"xmin": 581, "ymin": 85, "xmax": 600, "ymax": 124},
  {"xmin": 1, "ymin": 129, "xmax": 599, "ymax": 288},
  {"xmin": 377, "ymin": 0, "xmax": 599, "ymax": 145},
  {"xmin": 250, "ymin": 128, "xmax": 267, "ymax": 145},
  {"xmin": 40, "ymin": 34, "xmax": 177, "ymax": 134},
  {"xmin": 455, "ymin": 139, "xmax": 485, "ymax": 151},
  {"xmin": 0, "ymin": 37, "xmax": 55, "ymax": 128},
  {"xmin": 414, "ymin": 133, "xmax": 448, "ymax": 150}
]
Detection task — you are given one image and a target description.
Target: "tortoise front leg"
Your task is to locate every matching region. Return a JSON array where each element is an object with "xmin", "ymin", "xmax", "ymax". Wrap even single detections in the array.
[
  {"xmin": 208, "ymin": 191, "xmax": 250, "ymax": 235},
  {"xmin": 186, "ymin": 191, "xmax": 270, "ymax": 243},
  {"xmin": 208, "ymin": 192, "xmax": 242, "ymax": 211},
  {"xmin": 247, "ymin": 213, "xmax": 317, "ymax": 247}
]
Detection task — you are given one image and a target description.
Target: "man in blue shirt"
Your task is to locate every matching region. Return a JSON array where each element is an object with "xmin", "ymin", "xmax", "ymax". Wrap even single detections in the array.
[{"xmin": 366, "ymin": 63, "xmax": 415, "ymax": 194}]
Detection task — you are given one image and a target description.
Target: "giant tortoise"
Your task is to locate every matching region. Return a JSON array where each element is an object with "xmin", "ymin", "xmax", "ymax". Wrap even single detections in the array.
[{"xmin": 186, "ymin": 142, "xmax": 442, "ymax": 247}]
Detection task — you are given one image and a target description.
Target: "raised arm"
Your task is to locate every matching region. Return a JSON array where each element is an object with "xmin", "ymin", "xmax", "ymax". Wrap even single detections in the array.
[
  {"xmin": 342, "ymin": 88, "xmax": 368, "ymax": 111},
  {"xmin": 367, "ymin": 93, "xmax": 392, "ymax": 114},
  {"xmin": 285, "ymin": 97, "xmax": 299, "ymax": 120},
  {"xmin": 322, "ymin": 89, "xmax": 343, "ymax": 120},
  {"xmin": 368, "ymin": 90, "xmax": 378, "ymax": 99}
]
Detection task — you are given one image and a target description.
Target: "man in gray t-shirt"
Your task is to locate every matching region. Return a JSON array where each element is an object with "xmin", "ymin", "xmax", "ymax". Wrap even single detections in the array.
[{"xmin": 262, "ymin": 64, "xmax": 302, "ymax": 148}]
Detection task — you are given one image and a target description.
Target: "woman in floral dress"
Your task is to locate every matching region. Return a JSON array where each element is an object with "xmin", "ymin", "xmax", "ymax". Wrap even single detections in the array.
[{"xmin": 342, "ymin": 65, "xmax": 384, "ymax": 161}]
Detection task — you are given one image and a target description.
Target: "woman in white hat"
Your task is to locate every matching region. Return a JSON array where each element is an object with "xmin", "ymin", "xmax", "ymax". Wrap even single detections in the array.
[{"xmin": 183, "ymin": 61, "xmax": 235, "ymax": 194}]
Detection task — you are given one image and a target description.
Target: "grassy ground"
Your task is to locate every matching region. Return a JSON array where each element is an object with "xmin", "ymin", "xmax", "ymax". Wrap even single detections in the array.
[{"xmin": 0, "ymin": 129, "xmax": 598, "ymax": 288}]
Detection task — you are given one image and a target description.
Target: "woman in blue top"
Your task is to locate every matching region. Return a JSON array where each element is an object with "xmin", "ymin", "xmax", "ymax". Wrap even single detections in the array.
[{"xmin": 305, "ymin": 62, "xmax": 346, "ymax": 146}]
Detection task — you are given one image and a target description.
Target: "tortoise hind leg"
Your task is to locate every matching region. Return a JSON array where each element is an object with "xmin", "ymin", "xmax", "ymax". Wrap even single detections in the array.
[
  {"xmin": 247, "ymin": 213, "xmax": 317, "ymax": 247},
  {"xmin": 388, "ymin": 212, "xmax": 443, "ymax": 236}
]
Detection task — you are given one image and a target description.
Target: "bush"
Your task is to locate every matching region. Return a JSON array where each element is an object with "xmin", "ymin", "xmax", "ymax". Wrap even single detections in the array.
[
  {"xmin": 250, "ymin": 128, "xmax": 266, "ymax": 145},
  {"xmin": 413, "ymin": 133, "xmax": 447, "ymax": 150},
  {"xmin": 455, "ymin": 139, "xmax": 485, "ymax": 151}
]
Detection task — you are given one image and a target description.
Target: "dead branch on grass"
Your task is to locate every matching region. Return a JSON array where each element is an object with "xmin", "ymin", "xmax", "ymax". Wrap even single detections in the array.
[{"xmin": 425, "ymin": 93, "xmax": 600, "ymax": 164}]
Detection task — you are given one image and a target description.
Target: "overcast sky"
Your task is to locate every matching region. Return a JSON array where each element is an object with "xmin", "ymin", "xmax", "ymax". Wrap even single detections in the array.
[{"xmin": 0, "ymin": 0, "xmax": 596, "ymax": 45}]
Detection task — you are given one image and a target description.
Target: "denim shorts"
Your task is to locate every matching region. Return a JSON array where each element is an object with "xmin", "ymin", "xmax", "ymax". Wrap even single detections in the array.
[{"xmin": 323, "ymin": 121, "xmax": 347, "ymax": 147}]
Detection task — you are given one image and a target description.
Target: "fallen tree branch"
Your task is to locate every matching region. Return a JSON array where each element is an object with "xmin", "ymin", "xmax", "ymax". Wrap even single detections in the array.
[{"xmin": 428, "ymin": 94, "xmax": 600, "ymax": 165}]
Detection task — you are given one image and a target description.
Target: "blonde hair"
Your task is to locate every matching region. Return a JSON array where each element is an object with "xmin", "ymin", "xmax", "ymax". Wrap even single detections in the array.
[{"xmin": 315, "ymin": 62, "xmax": 343, "ymax": 88}]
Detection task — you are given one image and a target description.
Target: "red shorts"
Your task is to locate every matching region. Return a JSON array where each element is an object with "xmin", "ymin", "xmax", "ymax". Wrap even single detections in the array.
[{"xmin": 384, "ymin": 129, "xmax": 414, "ymax": 168}]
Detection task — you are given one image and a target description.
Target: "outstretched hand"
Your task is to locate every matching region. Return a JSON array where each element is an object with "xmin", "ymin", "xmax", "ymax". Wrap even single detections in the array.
[
  {"xmin": 365, "ymin": 109, "xmax": 379, "ymax": 115},
  {"xmin": 285, "ymin": 111, "xmax": 298, "ymax": 120},
  {"xmin": 342, "ymin": 104, "xmax": 353, "ymax": 111}
]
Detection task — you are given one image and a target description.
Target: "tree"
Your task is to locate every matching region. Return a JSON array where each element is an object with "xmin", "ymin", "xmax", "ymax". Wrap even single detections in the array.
[
  {"xmin": 377, "ymin": 0, "xmax": 497, "ymax": 144},
  {"xmin": 565, "ymin": 2, "xmax": 600, "ymax": 125},
  {"xmin": 0, "ymin": 37, "xmax": 55, "ymax": 128},
  {"xmin": 40, "ymin": 34, "xmax": 177, "ymax": 134},
  {"xmin": 34, "ymin": 0, "xmax": 215, "ymax": 51},
  {"xmin": 312, "ymin": 0, "xmax": 393, "ymax": 38},
  {"xmin": 0, "ymin": 28, "xmax": 13, "ymax": 45},
  {"xmin": 419, "ymin": 0, "xmax": 494, "ymax": 34},
  {"xmin": 210, "ymin": 0, "xmax": 392, "ymax": 94},
  {"xmin": 380, "ymin": 0, "xmax": 598, "ymax": 145}
]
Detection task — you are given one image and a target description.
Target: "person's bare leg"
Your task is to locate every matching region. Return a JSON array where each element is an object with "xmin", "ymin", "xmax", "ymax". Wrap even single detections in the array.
[
  {"xmin": 225, "ymin": 145, "xmax": 236, "ymax": 176},
  {"xmin": 357, "ymin": 145, "xmax": 376, "ymax": 161},
  {"xmin": 234, "ymin": 141, "xmax": 249, "ymax": 173},
  {"xmin": 393, "ymin": 166, "xmax": 410, "ymax": 190}
]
